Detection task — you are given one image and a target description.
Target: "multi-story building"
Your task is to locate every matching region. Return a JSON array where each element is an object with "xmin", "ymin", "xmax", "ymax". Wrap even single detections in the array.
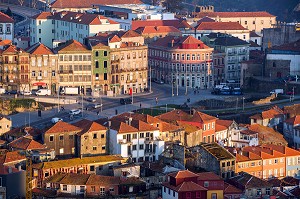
[
  {"xmin": 73, "ymin": 119, "xmax": 107, "ymax": 157},
  {"xmin": 0, "ymin": 45, "xmax": 30, "ymax": 91},
  {"xmin": 30, "ymin": 11, "xmax": 120, "ymax": 48},
  {"xmin": 42, "ymin": 121, "xmax": 82, "ymax": 157},
  {"xmin": 191, "ymin": 6, "xmax": 276, "ymax": 34},
  {"xmin": 148, "ymin": 35, "xmax": 214, "ymax": 90},
  {"xmin": 0, "ymin": 117, "xmax": 11, "ymax": 136},
  {"xmin": 193, "ymin": 22, "xmax": 250, "ymax": 41},
  {"xmin": 88, "ymin": 30, "xmax": 148, "ymax": 95},
  {"xmin": 285, "ymin": 115, "xmax": 300, "ymax": 148},
  {"xmin": 235, "ymin": 144, "xmax": 300, "ymax": 179},
  {"xmin": 26, "ymin": 42, "xmax": 58, "ymax": 92},
  {"xmin": 202, "ymin": 33, "xmax": 250, "ymax": 87},
  {"xmin": 250, "ymin": 106, "xmax": 284, "ymax": 128},
  {"xmin": 197, "ymin": 172, "xmax": 225, "ymax": 199},
  {"xmin": 212, "ymin": 51, "xmax": 226, "ymax": 86},
  {"xmin": 106, "ymin": 119, "xmax": 164, "ymax": 163},
  {"xmin": 186, "ymin": 142, "xmax": 236, "ymax": 179},
  {"xmin": 0, "ymin": 12, "xmax": 14, "ymax": 41},
  {"xmin": 54, "ymin": 39, "xmax": 92, "ymax": 93}
]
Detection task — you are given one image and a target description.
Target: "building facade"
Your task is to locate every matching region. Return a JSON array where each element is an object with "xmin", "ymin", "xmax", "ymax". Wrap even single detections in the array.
[
  {"xmin": 149, "ymin": 35, "xmax": 214, "ymax": 90},
  {"xmin": 0, "ymin": 12, "xmax": 14, "ymax": 41}
]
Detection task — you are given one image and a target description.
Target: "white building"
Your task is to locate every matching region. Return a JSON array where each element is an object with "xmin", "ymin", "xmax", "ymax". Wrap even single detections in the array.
[
  {"xmin": 97, "ymin": 4, "xmax": 175, "ymax": 30},
  {"xmin": 0, "ymin": 12, "xmax": 14, "ymax": 41},
  {"xmin": 108, "ymin": 120, "xmax": 164, "ymax": 163},
  {"xmin": 30, "ymin": 11, "xmax": 120, "ymax": 48},
  {"xmin": 283, "ymin": 115, "xmax": 300, "ymax": 148}
]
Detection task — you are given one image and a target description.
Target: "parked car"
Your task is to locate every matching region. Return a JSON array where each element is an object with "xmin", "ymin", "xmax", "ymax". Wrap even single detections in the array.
[
  {"xmin": 86, "ymin": 97, "xmax": 96, "ymax": 102},
  {"xmin": 69, "ymin": 109, "xmax": 81, "ymax": 115},
  {"xmin": 85, "ymin": 103, "xmax": 102, "ymax": 110},
  {"xmin": 21, "ymin": 91, "xmax": 32, "ymax": 96},
  {"xmin": 5, "ymin": 90, "xmax": 18, "ymax": 95},
  {"xmin": 51, "ymin": 117, "xmax": 63, "ymax": 124},
  {"xmin": 36, "ymin": 89, "xmax": 51, "ymax": 96},
  {"xmin": 120, "ymin": 98, "xmax": 132, "ymax": 105},
  {"xmin": 93, "ymin": 103, "xmax": 102, "ymax": 109}
]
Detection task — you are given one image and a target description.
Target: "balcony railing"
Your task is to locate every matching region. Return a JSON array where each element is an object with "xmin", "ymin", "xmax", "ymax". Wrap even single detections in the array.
[{"xmin": 59, "ymin": 70, "xmax": 73, "ymax": 74}]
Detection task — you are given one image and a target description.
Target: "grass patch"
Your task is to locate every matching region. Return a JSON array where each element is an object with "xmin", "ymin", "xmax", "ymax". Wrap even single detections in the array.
[
  {"xmin": 134, "ymin": 104, "xmax": 180, "ymax": 116},
  {"xmin": 9, "ymin": 99, "xmax": 36, "ymax": 110}
]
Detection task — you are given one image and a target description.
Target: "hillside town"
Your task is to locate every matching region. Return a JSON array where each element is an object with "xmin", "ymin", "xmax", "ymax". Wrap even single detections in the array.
[{"xmin": 0, "ymin": 0, "xmax": 299, "ymax": 198}]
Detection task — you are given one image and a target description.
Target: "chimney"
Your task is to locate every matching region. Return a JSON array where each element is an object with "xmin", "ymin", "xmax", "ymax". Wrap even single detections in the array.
[
  {"xmin": 128, "ymin": 117, "xmax": 132, "ymax": 126},
  {"xmin": 18, "ymin": 165, "xmax": 21, "ymax": 171}
]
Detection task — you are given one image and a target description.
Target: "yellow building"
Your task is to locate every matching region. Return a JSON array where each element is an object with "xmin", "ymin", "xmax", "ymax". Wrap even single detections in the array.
[{"xmin": 0, "ymin": 117, "xmax": 11, "ymax": 136}]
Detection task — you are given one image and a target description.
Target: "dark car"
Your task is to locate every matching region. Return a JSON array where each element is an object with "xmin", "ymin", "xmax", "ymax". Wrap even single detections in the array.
[
  {"xmin": 5, "ymin": 90, "xmax": 18, "ymax": 95},
  {"xmin": 120, "ymin": 98, "xmax": 132, "ymax": 105},
  {"xmin": 86, "ymin": 97, "xmax": 96, "ymax": 102}
]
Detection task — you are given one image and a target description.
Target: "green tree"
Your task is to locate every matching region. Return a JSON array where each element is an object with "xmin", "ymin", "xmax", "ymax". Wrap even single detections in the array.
[{"xmin": 163, "ymin": 0, "xmax": 183, "ymax": 12}]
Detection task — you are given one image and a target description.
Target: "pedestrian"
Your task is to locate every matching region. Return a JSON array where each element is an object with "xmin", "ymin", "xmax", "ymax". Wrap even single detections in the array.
[
  {"xmin": 140, "ymin": 103, "xmax": 142, "ymax": 109},
  {"xmin": 155, "ymin": 97, "xmax": 158, "ymax": 105}
]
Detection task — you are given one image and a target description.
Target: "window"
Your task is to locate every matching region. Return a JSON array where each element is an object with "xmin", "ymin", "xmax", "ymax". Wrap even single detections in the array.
[
  {"xmin": 69, "ymin": 135, "xmax": 73, "ymax": 139},
  {"xmin": 104, "ymin": 73, "xmax": 107, "ymax": 80},
  {"xmin": 245, "ymin": 21, "xmax": 247, "ymax": 25},
  {"xmin": 91, "ymin": 186, "xmax": 95, "ymax": 192},
  {"xmin": 104, "ymin": 61, "xmax": 107, "ymax": 68},
  {"xmin": 102, "ymin": 145, "xmax": 105, "ymax": 150},
  {"xmin": 95, "ymin": 51, "xmax": 99, "ymax": 57},
  {"xmin": 104, "ymin": 51, "xmax": 108, "ymax": 56},
  {"xmin": 101, "ymin": 134, "xmax": 105, "ymax": 138},
  {"xmin": 49, "ymin": 135, "xmax": 54, "ymax": 142},
  {"xmin": 204, "ymin": 181, "xmax": 209, "ymax": 187},
  {"xmin": 139, "ymin": 144, "xmax": 144, "ymax": 150},
  {"xmin": 164, "ymin": 187, "xmax": 166, "ymax": 193},
  {"xmin": 93, "ymin": 133, "xmax": 97, "ymax": 139},
  {"xmin": 133, "ymin": 134, "xmax": 137, "ymax": 139},
  {"xmin": 211, "ymin": 193, "xmax": 217, "ymax": 199},
  {"xmin": 140, "ymin": 133, "xmax": 144, "ymax": 138},
  {"xmin": 90, "ymin": 165, "xmax": 95, "ymax": 171},
  {"xmin": 59, "ymin": 148, "xmax": 64, "ymax": 154},
  {"xmin": 109, "ymin": 187, "xmax": 114, "ymax": 192},
  {"xmin": 129, "ymin": 186, "xmax": 133, "ymax": 192},
  {"xmin": 275, "ymin": 159, "xmax": 278, "ymax": 164},
  {"xmin": 132, "ymin": 145, "xmax": 137, "ymax": 150},
  {"xmin": 63, "ymin": 185, "xmax": 67, "ymax": 191},
  {"xmin": 266, "ymin": 188, "xmax": 270, "ymax": 195},
  {"xmin": 93, "ymin": 146, "xmax": 97, "ymax": 151},
  {"xmin": 186, "ymin": 192, "xmax": 191, "ymax": 199},
  {"xmin": 59, "ymin": 135, "xmax": 63, "ymax": 140},
  {"xmin": 173, "ymin": 190, "xmax": 175, "ymax": 197},
  {"xmin": 95, "ymin": 61, "xmax": 99, "ymax": 68},
  {"xmin": 196, "ymin": 191, "xmax": 200, "ymax": 198},
  {"xmin": 100, "ymin": 187, "xmax": 105, "ymax": 195},
  {"xmin": 256, "ymin": 188, "xmax": 262, "ymax": 196},
  {"xmin": 80, "ymin": 186, "xmax": 85, "ymax": 192}
]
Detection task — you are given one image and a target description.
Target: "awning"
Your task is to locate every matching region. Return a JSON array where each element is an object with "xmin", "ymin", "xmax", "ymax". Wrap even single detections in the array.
[{"xmin": 33, "ymin": 82, "xmax": 46, "ymax": 86}]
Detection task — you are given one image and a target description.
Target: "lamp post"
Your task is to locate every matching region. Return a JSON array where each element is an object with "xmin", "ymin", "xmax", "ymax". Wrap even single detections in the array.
[
  {"xmin": 100, "ymin": 96, "xmax": 103, "ymax": 112},
  {"xmin": 242, "ymin": 97, "xmax": 245, "ymax": 111}
]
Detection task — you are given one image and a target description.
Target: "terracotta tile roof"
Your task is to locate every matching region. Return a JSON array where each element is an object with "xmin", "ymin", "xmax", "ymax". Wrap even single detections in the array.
[
  {"xmin": 59, "ymin": 173, "xmax": 90, "ymax": 185},
  {"xmin": 44, "ymin": 121, "xmax": 82, "ymax": 134},
  {"xmin": 2, "ymin": 45, "xmax": 21, "ymax": 54},
  {"xmin": 0, "ymin": 39, "xmax": 12, "ymax": 46},
  {"xmin": 54, "ymin": 39, "xmax": 89, "ymax": 52},
  {"xmin": 135, "ymin": 26, "xmax": 181, "ymax": 34},
  {"xmin": 0, "ymin": 151, "xmax": 26, "ymax": 164},
  {"xmin": 111, "ymin": 112, "xmax": 162, "ymax": 125},
  {"xmin": 249, "ymin": 113, "xmax": 262, "ymax": 120},
  {"xmin": 216, "ymin": 119, "xmax": 234, "ymax": 128},
  {"xmin": 73, "ymin": 119, "xmax": 106, "ymax": 136},
  {"xmin": 109, "ymin": 121, "xmax": 138, "ymax": 134},
  {"xmin": 150, "ymin": 35, "xmax": 210, "ymax": 49},
  {"xmin": 156, "ymin": 109, "xmax": 191, "ymax": 124},
  {"xmin": 33, "ymin": 155, "xmax": 124, "ymax": 169},
  {"xmin": 26, "ymin": 42, "xmax": 54, "ymax": 55},
  {"xmin": 44, "ymin": 172, "xmax": 67, "ymax": 183},
  {"xmin": 163, "ymin": 181, "xmax": 207, "ymax": 192},
  {"xmin": 0, "ymin": 165, "xmax": 19, "ymax": 175},
  {"xmin": 271, "ymin": 39, "xmax": 300, "ymax": 53},
  {"xmin": 119, "ymin": 177, "xmax": 145, "ymax": 185},
  {"xmin": 8, "ymin": 136, "xmax": 46, "ymax": 150},
  {"xmin": 109, "ymin": 35, "xmax": 121, "ymax": 42},
  {"xmin": 262, "ymin": 144, "xmax": 300, "ymax": 156},
  {"xmin": 285, "ymin": 115, "xmax": 300, "ymax": 125},
  {"xmin": 176, "ymin": 121, "xmax": 201, "ymax": 132},
  {"xmin": 178, "ymin": 19, "xmax": 194, "ymax": 30},
  {"xmin": 195, "ymin": 22, "xmax": 247, "ymax": 30},
  {"xmin": 0, "ymin": 11, "xmax": 14, "ymax": 23},
  {"xmin": 247, "ymin": 124, "xmax": 288, "ymax": 146},
  {"xmin": 117, "ymin": 30, "xmax": 141, "ymax": 38},
  {"xmin": 130, "ymin": 120, "xmax": 159, "ymax": 131},
  {"xmin": 191, "ymin": 111, "xmax": 217, "ymax": 123},
  {"xmin": 229, "ymin": 172, "xmax": 272, "ymax": 189},
  {"xmin": 132, "ymin": 19, "xmax": 181, "ymax": 30},
  {"xmin": 224, "ymin": 182, "xmax": 243, "ymax": 194},
  {"xmin": 31, "ymin": 12, "xmax": 53, "ymax": 20},
  {"xmin": 160, "ymin": 121, "xmax": 181, "ymax": 132},
  {"xmin": 193, "ymin": 11, "xmax": 275, "ymax": 18},
  {"xmin": 32, "ymin": 188, "xmax": 57, "ymax": 197},
  {"xmin": 51, "ymin": 0, "xmax": 143, "ymax": 8},
  {"xmin": 4, "ymin": 127, "xmax": 26, "ymax": 138},
  {"xmin": 215, "ymin": 123, "xmax": 227, "ymax": 132},
  {"xmin": 86, "ymin": 174, "xmax": 119, "ymax": 185},
  {"xmin": 261, "ymin": 106, "xmax": 283, "ymax": 119},
  {"xmin": 168, "ymin": 170, "xmax": 199, "ymax": 178},
  {"xmin": 197, "ymin": 172, "xmax": 223, "ymax": 181},
  {"xmin": 197, "ymin": 16, "xmax": 215, "ymax": 24}
]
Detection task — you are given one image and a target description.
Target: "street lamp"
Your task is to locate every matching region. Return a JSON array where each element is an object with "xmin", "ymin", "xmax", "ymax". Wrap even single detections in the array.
[{"xmin": 242, "ymin": 97, "xmax": 245, "ymax": 111}]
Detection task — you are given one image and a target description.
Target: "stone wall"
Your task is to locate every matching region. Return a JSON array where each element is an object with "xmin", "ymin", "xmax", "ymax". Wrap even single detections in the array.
[{"xmin": 265, "ymin": 59, "xmax": 291, "ymax": 78}]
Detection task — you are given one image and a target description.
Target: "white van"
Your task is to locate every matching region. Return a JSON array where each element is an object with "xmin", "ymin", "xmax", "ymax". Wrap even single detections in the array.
[{"xmin": 36, "ymin": 89, "xmax": 51, "ymax": 96}]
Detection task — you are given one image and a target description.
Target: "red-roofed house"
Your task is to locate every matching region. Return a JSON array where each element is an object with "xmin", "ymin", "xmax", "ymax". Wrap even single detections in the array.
[
  {"xmin": 148, "ymin": 35, "xmax": 214, "ymax": 89},
  {"xmin": 30, "ymin": 11, "xmax": 120, "ymax": 48},
  {"xmin": 43, "ymin": 121, "xmax": 82, "ymax": 157},
  {"xmin": 162, "ymin": 170, "xmax": 207, "ymax": 199},
  {"xmin": 107, "ymin": 119, "xmax": 164, "ymax": 163},
  {"xmin": 250, "ymin": 106, "xmax": 284, "ymax": 128},
  {"xmin": 192, "ymin": 22, "xmax": 250, "ymax": 41},
  {"xmin": 284, "ymin": 115, "xmax": 300, "ymax": 147},
  {"xmin": 135, "ymin": 26, "xmax": 182, "ymax": 44},
  {"xmin": 73, "ymin": 119, "xmax": 107, "ymax": 157},
  {"xmin": 0, "ymin": 12, "xmax": 14, "ymax": 41},
  {"xmin": 192, "ymin": 8, "xmax": 276, "ymax": 34},
  {"xmin": 197, "ymin": 172, "xmax": 224, "ymax": 199}
]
